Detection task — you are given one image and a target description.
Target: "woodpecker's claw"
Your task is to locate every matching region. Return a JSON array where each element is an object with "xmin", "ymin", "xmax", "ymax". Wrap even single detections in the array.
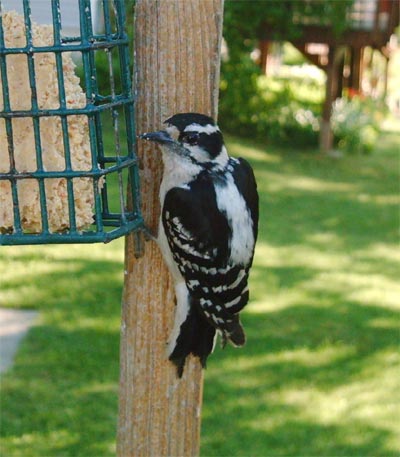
[
  {"xmin": 141, "ymin": 225, "xmax": 157, "ymax": 242},
  {"xmin": 132, "ymin": 225, "xmax": 157, "ymax": 258},
  {"xmin": 221, "ymin": 332, "xmax": 228, "ymax": 349}
]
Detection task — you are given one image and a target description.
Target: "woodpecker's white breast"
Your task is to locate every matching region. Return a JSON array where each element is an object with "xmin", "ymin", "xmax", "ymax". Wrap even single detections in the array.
[
  {"xmin": 214, "ymin": 171, "xmax": 255, "ymax": 266},
  {"xmin": 159, "ymin": 148, "xmax": 201, "ymax": 203}
]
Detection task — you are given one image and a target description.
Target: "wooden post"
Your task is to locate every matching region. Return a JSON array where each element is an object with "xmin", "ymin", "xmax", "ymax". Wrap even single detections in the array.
[{"xmin": 117, "ymin": 1, "xmax": 224, "ymax": 456}]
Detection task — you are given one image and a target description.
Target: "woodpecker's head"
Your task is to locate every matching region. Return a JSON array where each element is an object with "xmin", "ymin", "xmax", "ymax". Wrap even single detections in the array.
[{"xmin": 140, "ymin": 113, "xmax": 228, "ymax": 169}]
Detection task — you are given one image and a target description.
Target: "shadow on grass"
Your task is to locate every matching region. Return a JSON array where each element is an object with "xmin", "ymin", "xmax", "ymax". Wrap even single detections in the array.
[
  {"xmin": 202, "ymin": 417, "xmax": 398, "ymax": 457},
  {"xmin": 0, "ymin": 252, "xmax": 123, "ymax": 456},
  {"xmin": 1, "ymin": 324, "xmax": 119, "ymax": 456},
  {"xmin": 0, "ymin": 253, "xmax": 123, "ymax": 313},
  {"xmin": 202, "ymin": 300, "xmax": 399, "ymax": 456},
  {"xmin": 249, "ymin": 150, "xmax": 399, "ymax": 252}
]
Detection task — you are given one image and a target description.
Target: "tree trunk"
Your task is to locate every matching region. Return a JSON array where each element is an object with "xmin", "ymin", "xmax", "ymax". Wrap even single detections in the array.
[
  {"xmin": 117, "ymin": 1, "xmax": 224, "ymax": 456},
  {"xmin": 349, "ymin": 46, "xmax": 364, "ymax": 93},
  {"xmin": 320, "ymin": 45, "xmax": 346, "ymax": 152}
]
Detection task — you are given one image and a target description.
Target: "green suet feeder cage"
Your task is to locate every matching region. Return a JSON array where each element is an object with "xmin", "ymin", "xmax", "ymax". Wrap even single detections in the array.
[{"xmin": 0, "ymin": 0, "xmax": 143, "ymax": 245}]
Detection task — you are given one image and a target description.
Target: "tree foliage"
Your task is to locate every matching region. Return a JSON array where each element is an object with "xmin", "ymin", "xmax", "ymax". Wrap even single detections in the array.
[
  {"xmin": 220, "ymin": 0, "xmax": 355, "ymax": 142},
  {"xmin": 223, "ymin": 0, "xmax": 354, "ymax": 58}
]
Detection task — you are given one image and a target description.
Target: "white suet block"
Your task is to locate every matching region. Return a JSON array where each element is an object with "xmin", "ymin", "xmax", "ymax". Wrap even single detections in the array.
[{"xmin": 0, "ymin": 11, "xmax": 99, "ymax": 233}]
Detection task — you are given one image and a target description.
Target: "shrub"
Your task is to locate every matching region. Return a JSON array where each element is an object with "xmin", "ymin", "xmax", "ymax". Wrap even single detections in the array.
[
  {"xmin": 219, "ymin": 64, "xmax": 321, "ymax": 148},
  {"xmin": 331, "ymin": 96, "xmax": 387, "ymax": 154},
  {"xmin": 219, "ymin": 60, "xmax": 387, "ymax": 153}
]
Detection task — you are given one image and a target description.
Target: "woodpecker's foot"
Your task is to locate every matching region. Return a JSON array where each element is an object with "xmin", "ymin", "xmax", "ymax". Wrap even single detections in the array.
[
  {"xmin": 141, "ymin": 225, "xmax": 157, "ymax": 242},
  {"xmin": 220, "ymin": 332, "xmax": 228, "ymax": 349},
  {"xmin": 133, "ymin": 225, "xmax": 156, "ymax": 258}
]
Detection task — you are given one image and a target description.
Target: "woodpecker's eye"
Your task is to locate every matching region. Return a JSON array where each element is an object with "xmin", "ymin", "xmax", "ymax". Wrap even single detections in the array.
[{"xmin": 181, "ymin": 132, "xmax": 200, "ymax": 145}]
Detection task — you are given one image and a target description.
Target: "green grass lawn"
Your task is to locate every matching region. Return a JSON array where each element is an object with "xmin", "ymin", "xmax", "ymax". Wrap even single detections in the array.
[{"xmin": 1, "ymin": 122, "xmax": 399, "ymax": 456}]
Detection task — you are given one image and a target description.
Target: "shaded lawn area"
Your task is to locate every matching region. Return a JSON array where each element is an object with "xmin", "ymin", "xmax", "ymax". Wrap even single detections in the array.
[{"xmin": 1, "ymin": 123, "xmax": 399, "ymax": 456}]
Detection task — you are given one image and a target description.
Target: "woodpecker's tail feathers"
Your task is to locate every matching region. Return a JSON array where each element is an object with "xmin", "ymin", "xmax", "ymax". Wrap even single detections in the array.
[
  {"xmin": 168, "ymin": 306, "xmax": 216, "ymax": 378},
  {"xmin": 221, "ymin": 315, "xmax": 246, "ymax": 348}
]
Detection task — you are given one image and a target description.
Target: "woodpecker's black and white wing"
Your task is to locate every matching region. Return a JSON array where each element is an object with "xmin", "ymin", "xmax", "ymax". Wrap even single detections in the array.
[
  {"xmin": 231, "ymin": 158, "xmax": 259, "ymax": 246},
  {"xmin": 162, "ymin": 158, "xmax": 258, "ymax": 374}
]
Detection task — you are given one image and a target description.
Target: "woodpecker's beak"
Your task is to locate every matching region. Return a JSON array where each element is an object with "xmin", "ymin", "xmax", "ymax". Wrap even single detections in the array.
[{"xmin": 139, "ymin": 130, "xmax": 175, "ymax": 145}]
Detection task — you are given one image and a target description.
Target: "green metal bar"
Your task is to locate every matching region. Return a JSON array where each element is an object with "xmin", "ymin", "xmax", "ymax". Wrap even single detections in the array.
[
  {"xmin": 0, "ymin": 38, "xmax": 129, "ymax": 55},
  {"xmin": 0, "ymin": 4, "xmax": 22, "ymax": 233},
  {"xmin": 102, "ymin": 0, "xmax": 116, "ymax": 224},
  {"xmin": 92, "ymin": 100, "xmax": 110, "ymax": 219},
  {"xmin": 100, "ymin": 1, "xmax": 126, "ymax": 228},
  {"xmin": 107, "ymin": 0, "xmax": 129, "ymax": 226},
  {"xmin": 22, "ymin": 0, "xmax": 50, "ymax": 234},
  {"xmin": 118, "ymin": 7, "xmax": 142, "ymax": 221},
  {"xmin": 113, "ymin": 0, "xmax": 125, "ymax": 37},
  {"xmin": 87, "ymin": 112, "xmax": 103, "ymax": 233},
  {"xmin": 0, "ymin": 158, "xmax": 138, "ymax": 180},
  {"xmin": 107, "ymin": 53, "xmax": 127, "ymax": 224},
  {"xmin": 103, "ymin": 0, "xmax": 113, "ymax": 37},
  {"xmin": 0, "ymin": 216, "xmax": 144, "ymax": 246},
  {"xmin": 114, "ymin": 0, "xmax": 142, "ymax": 223},
  {"xmin": 80, "ymin": 0, "xmax": 104, "ymax": 234},
  {"xmin": 52, "ymin": 0, "xmax": 80, "ymax": 232},
  {"xmin": 0, "ymin": 95, "xmax": 134, "ymax": 118},
  {"xmin": 79, "ymin": 0, "xmax": 94, "ymax": 102}
]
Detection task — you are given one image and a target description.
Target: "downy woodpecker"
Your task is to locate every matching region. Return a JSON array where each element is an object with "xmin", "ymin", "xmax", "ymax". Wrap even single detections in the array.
[{"xmin": 141, "ymin": 113, "xmax": 259, "ymax": 377}]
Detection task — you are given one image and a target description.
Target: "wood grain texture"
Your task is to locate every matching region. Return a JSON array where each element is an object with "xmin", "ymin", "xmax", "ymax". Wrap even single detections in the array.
[{"xmin": 117, "ymin": 1, "xmax": 224, "ymax": 456}]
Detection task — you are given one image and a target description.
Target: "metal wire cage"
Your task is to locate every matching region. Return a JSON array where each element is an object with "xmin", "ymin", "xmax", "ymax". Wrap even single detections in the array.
[{"xmin": 0, "ymin": 0, "xmax": 143, "ymax": 245}]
